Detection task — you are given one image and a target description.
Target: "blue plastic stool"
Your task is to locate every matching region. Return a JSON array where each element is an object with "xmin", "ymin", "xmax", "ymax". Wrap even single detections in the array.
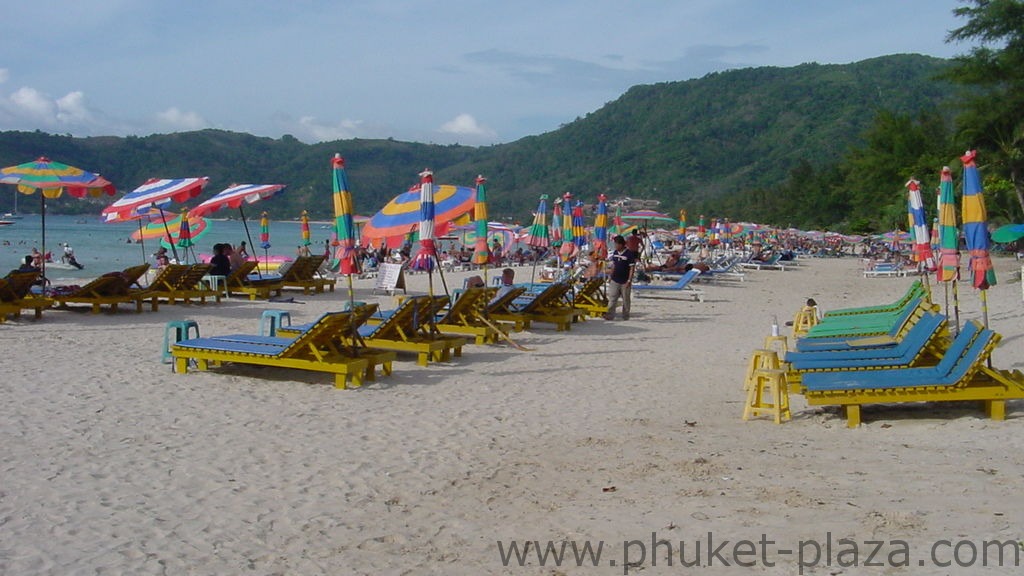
[
  {"xmin": 260, "ymin": 310, "xmax": 292, "ymax": 336},
  {"xmin": 163, "ymin": 320, "xmax": 200, "ymax": 363},
  {"xmin": 340, "ymin": 300, "xmax": 366, "ymax": 312}
]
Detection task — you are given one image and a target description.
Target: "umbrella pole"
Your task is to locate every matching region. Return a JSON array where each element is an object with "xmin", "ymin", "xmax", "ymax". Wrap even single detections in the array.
[
  {"xmin": 40, "ymin": 194, "xmax": 46, "ymax": 287},
  {"xmin": 158, "ymin": 208, "xmax": 179, "ymax": 263},
  {"xmin": 951, "ymin": 276, "xmax": 961, "ymax": 337},
  {"xmin": 436, "ymin": 256, "xmax": 450, "ymax": 300},
  {"xmin": 238, "ymin": 206, "xmax": 261, "ymax": 278},
  {"xmin": 137, "ymin": 220, "xmax": 147, "ymax": 266}
]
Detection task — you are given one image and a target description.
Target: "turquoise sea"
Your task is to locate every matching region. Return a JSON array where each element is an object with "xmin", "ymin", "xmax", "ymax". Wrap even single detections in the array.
[{"xmin": 0, "ymin": 214, "xmax": 335, "ymax": 283}]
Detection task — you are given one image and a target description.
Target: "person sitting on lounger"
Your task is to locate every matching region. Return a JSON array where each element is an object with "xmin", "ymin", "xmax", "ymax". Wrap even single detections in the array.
[
  {"xmin": 489, "ymin": 268, "xmax": 516, "ymax": 306},
  {"xmin": 209, "ymin": 243, "xmax": 232, "ymax": 277}
]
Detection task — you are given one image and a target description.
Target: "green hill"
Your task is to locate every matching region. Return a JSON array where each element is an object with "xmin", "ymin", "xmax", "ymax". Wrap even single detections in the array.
[{"xmin": 0, "ymin": 54, "xmax": 953, "ymax": 227}]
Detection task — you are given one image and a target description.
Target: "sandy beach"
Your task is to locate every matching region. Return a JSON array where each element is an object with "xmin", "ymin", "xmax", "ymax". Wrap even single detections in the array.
[{"xmin": 2, "ymin": 256, "xmax": 1023, "ymax": 575}]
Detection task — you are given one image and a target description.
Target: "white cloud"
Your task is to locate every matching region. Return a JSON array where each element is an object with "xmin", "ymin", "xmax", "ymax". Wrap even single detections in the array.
[
  {"xmin": 56, "ymin": 91, "xmax": 93, "ymax": 124},
  {"xmin": 438, "ymin": 113, "xmax": 497, "ymax": 141},
  {"xmin": 155, "ymin": 107, "xmax": 207, "ymax": 131},
  {"xmin": 283, "ymin": 115, "xmax": 363, "ymax": 143},
  {"xmin": 9, "ymin": 86, "xmax": 56, "ymax": 119}
]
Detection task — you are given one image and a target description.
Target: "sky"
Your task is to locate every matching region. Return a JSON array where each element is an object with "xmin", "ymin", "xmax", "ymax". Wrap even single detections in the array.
[{"xmin": 0, "ymin": 0, "xmax": 969, "ymax": 147}]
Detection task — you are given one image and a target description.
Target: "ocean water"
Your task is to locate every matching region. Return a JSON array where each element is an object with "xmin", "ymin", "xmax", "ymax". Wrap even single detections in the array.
[{"xmin": 0, "ymin": 214, "xmax": 333, "ymax": 283}]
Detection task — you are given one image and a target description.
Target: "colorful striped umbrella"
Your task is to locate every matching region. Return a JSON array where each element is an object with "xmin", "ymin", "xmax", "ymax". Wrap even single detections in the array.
[
  {"xmin": 678, "ymin": 209, "xmax": 687, "ymax": 234},
  {"xmin": 361, "ymin": 183, "xmax": 474, "ymax": 248},
  {"xmin": 697, "ymin": 214, "xmax": 707, "ymax": 239},
  {"xmin": 572, "ymin": 200, "xmax": 586, "ymax": 248},
  {"xmin": 522, "ymin": 194, "xmax": 550, "ymax": 248},
  {"xmin": 930, "ymin": 217, "xmax": 940, "ymax": 253},
  {"xmin": 102, "ymin": 177, "xmax": 209, "ymax": 222},
  {"xmin": 411, "ymin": 169, "xmax": 437, "ymax": 272},
  {"xmin": 593, "ymin": 193, "xmax": 609, "ymax": 259},
  {"xmin": 191, "ymin": 183, "xmax": 286, "ymax": 274},
  {"xmin": 960, "ymin": 150, "xmax": 996, "ymax": 290},
  {"xmin": 259, "ymin": 212, "xmax": 271, "ymax": 249},
  {"xmin": 559, "ymin": 193, "xmax": 576, "ymax": 257},
  {"xmin": 331, "ymin": 155, "xmax": 359, "ymax": 274},
  {"xmin": 2, "ymin": 156, "xmax": 117, "ymax": 279},
  {"xmin": 472, "ymin": 175, "xmax": 490, "ymax": 265},
  {"xmin": 550, "ymin": 197, "xmax": 564, "ymax": 247},
  {"xmin": 936, "ymin": 166, "xmax": 960, "ymax": 283},
  {"xmin": 130, "ymin": 210, "xmax": 209, "ymax": 244},
  {"xmin": 621, "ymin": 209, "xmax": 677, "ymax": 228},
  {"xmin": 905, "ymin": 177, "xmax": 935, "ymax": 272},
  {"xmin": 300, "ymin": 210, "xmax": 311, "ymax": 247},
  {"xmin": 177, "ymin": 208, "xmax": 195, "ymax": 249}
]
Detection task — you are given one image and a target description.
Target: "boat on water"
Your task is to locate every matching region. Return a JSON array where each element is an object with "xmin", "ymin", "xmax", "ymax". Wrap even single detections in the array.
[
  {"xmin": 0, "ymin": 219, "xmax": 14, "ymax": 226},
  {"xmin": 3, "ymin": 212, "xmax": 23, "ymax": 220}
]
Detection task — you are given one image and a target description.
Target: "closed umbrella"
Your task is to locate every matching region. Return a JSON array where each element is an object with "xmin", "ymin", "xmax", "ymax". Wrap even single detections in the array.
[
  {"xmin": 551, "ymin": 197, "xmax": 564, "ymax": 249},
  {"xmin": 936, "ymin": 165, "xmax": 961, "ymax": 333},
  {"xmin": 331, "ymin": 154, "xmax": 360, "ymax": 320},
  {"xmin": 960, "ymin": 150, "xmax": 996, "ymax": 329},
  {"xmin": 472, "ymin": 175, "xmax": 490, "ymax": 272},
  {"xmin": 259, "ymin": 211, "xmax": 272, "ymax": 272},
  {"xmin": 559, "ymin": 193, "xmax": 576, "ymax": 260},
  {"xmin": 905, "ymin": 177, "xmax": 935, "ymax": 274},
  {"xmin": 593, "ymin": 193, "xmax": 609, "ymax": 260},
  {"xmin": 300, "ymin": 210, "xmax": 311, "ymax": 247},
  {"xmin": 1, "ymin": 156, "xmax": 115, "ymax": 280},
  {"xmin": 572, "ymin": 200, "xmax": 586, "ymax": 250},
  {"xmin": 523, "ymin": 194, "xmax": 551, "ymax": 283}
]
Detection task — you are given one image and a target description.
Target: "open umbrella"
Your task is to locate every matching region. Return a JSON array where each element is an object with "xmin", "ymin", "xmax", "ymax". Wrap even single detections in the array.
[
  {"xmin": 190, "ymin": 183, "xmax": 287, "ymax": 274},
  {"xmin": 472, "ymin": 175, "xmax": 490, "ymax": 271},
  {"xmin": 103, "ymin": 177, "xmax": 210, "ymax": 263},
  {"xmin": 991, "ymin": 223, "xmax": 1024, "ymax": 244},
  {"xmin": 961, "ymin": 150, "xmax": 996, "ymax": 330},
  {"xmin": 1, "ymin": 156, "xmax": 116, "ymax": 280},
  {"xmin": 937, "ymin": 165, "xmax": 961, "ymax": 333},
  {"xmin": 905, "ymin": 177, "xmax": 935, "ymax": 273},
  {"xmin": 361, "ymin": 183, "xmax": 474, "ymax": 248}
]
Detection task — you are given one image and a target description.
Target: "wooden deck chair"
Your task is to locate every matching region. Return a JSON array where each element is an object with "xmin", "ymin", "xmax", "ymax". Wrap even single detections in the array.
[
  {"xmin": 172, "ymin": 311, "xmax": 371, "ymax": 388},
  {"xmin": 280, "ymin": 254, "xmax": 335, "ymax": 294},
  {"xmin": 801, "ymin": 321, "xmax": 1024, "ymax": 426},
  {"xmin": 572, "ymin": 278, "xmax": 609, "ymax": 318},
  {"xmin": 0, "ymin": 272, "xmax": 52, "ymax": 320},
  {"xmin": 51, "ymin": 266, "xmax": 157, "ymax": 314},
  {"xmin": 490, "ymin": 282, "xmax": 584, "ymax": 331},
  {"xmin": 225, "ymin": 260, "xmax": 285, "ymax": 300},
  {"xmin": 483, "ymin": 286, "xmax": 530, "ymax": 330},
  {"xmin": 356, "ymin": 295, "xmax": 467, "ymax": 366},
  {"xmin": 433, "ymin": 287, "xmax": 503, "ymax": 345},
  {"xmin": 823, "ymin": 280, "xmax": 927, "ymax": 318}
]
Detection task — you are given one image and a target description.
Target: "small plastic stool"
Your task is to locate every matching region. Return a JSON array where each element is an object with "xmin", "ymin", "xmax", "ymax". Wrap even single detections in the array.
[
  {"xmin": 202, "ymin": 275, "xmax": 227, "ymax": 297},
  {"xmin": 743, "ymin": 368, "xmax": 791, "ymax": 424},
  {"xmin": 163, "ymin": 320, "xmax": 200, "ymax": 363},
  {"xmin": 260, "ymin": 310, "xmax": 292, "ymax": 336}
]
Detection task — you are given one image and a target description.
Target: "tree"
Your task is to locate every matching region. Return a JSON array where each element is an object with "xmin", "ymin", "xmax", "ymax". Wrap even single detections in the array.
[{"xmin": 945, "ymin": 0, "xmax": 1024, "ymax": 219}]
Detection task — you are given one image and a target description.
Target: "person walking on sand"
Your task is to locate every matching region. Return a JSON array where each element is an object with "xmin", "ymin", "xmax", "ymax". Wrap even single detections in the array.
[{"xmin": 605, "ymin": 234, "xmax": 637, "ymax": 320}]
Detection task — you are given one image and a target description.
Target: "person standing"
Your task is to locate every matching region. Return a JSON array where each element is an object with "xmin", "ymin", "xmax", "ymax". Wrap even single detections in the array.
[{"xmin": 605, "ymin": 235, "xmax": 637, "ymax": 320}]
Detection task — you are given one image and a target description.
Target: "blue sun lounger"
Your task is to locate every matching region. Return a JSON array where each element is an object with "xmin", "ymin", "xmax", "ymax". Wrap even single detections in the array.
[
  {"xmin": 632, "ymin": 269, "xmax": 704, "ymax": 301},
  {"xmin": 785, "ymin": 312, "xmax": 947, "ymax": 371}
]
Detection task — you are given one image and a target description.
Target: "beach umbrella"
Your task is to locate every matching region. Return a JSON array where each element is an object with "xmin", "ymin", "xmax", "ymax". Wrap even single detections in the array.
[
  {"xmin": 593, "ymin": 193, "xmax": 609, "ymax": 259},
  {"xmin": 991, "ymin": 223, "xmax": 1024, "ymax": 244},
  {"xmin": 130, "ymin": 210, "xmax": 209, "ymax": 244},
  {"xmin": 960, "ymin": 150, "xmax": 996, "ymax": 290},
  {"xmin": 176, "ymin": 208, "xmax": 196, "ymax": 263},
  {"xmin": 259, "ymin": 211, "xmax": 272, "ymax": 271},
  {"xmin": 621, "ymin": 209, "xmax": 677, "ymax": 229},
  {"xmin": 930, "ymin": 217, "xmax": 940, "ymax": 253},
  {"xmin": 361, "ymin": 183, "xmax": 474, "ymax": 248},
  {"xmin": 1, "ymin": 156, "xmax": 116, "ymax": 280},
  {"xmin": 300, "ymin": 210, "xmax": 311, "ymax": 247},
  {"xmin": 551, "ymin": 197, "xmax": 564, "ymax": 248},
  {"xmin": 961, "ymin": 150, "xmax": 997, "ymax": 330},
  {"xmin": 331, "ymin": 153, "xmax": 359, "ymax": 292},
  {"xmin": 558, "ymin": 192, "xmax": 577, "ymax": 260},
  {"xmin": 697, "ymin": 214, "xmax": 707, "ymax": 240},
  {"xmin": 572, "ymin": 200, "xmax": 587, "ymax": 249},
  {"xmin": 522, "ymin": 194, "xmax": 551, "ymax": 282},
  {"xmin": 678, "ymin": 209, "xmax": 687, "ymax": 233},
  {"xmin": 472, "ymin": 175, "xmax": 490, "ymax": 268},
  {"xmin": 905, "ymin": 177, "xmax": 935, "ymax": 273},
  {"xmin": 190, "ymin": 183, "xmax": 287, "ymax": 273},
  {"xmin": 101, "ymin": 177, "xmax": 210, "ymax": 263},
  {"xmin": 411, "ymin": 169, "xmax": 437, "ymax": 272},
  {"xmin": 936, "ymin": 165, "xmax": 961, "ymax": 333}
]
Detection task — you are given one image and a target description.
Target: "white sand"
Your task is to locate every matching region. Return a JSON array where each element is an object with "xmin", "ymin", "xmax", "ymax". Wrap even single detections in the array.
[{"xmin": 2, "ymin": 257, "xmax": 1023, "ymax": 575}]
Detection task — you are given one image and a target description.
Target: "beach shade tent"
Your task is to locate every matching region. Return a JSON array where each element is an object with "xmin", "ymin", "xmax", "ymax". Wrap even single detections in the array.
[
  {"xmin": 593, "ymin": 193, "xmax": 609, "ymax": 259},
  {"xmin": 991, "ymin": 223, "xmax": 1024, "ymax": 244},
  {"xmin": 937, "ymin": 165, "xmax": 961, "ymax": 332},
  {"xmin": 101, "ymin": 177, "xmax": 210, "ymax": 263},
  {"xmin": 361, "ymin": 182, "xmax": 474, "ymax": 249},
  {"xmin": 472, "ymin": 175, "xmax": 490, "ymax": 269},
  {"xmin": 1, "ymin": 156, "xmax": 117, "ymax": 280},
  {"xmin": 905, "ymin": 177, "xmax": 936, "ymax": 272},
  {"xmin": 189, "ymin": 183, "xmax": 287, "ymax": 272}
]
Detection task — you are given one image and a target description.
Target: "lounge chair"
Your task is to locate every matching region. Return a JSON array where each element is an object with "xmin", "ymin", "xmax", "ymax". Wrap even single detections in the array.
[
  {"xmin": 632, "ymin": 269, "xmax": 704, "ymax": 301},
  {"xmin": 800, "ymin": 296, "xmax": 936, "ymax": 340},
  {"xmin": 489, "ymin": 282, "xmax": 584, "ymax": 331},
  {"xmin": 800, "ymin": 321, "xmax": 1024, "ymax": 427},
  {"xmin": 51, "ymin": 265, "xmax": 158, "ymax": 314},
  {"xmin": 144, "ymin": 264, "xmax": 220, "ymax": 305},
  {"xmin": 572, "ymin": 277, "xmax": 609, "ymax": 318},
  {"xmin": 739, "ymin": 254, "xmax": 787, "ymax": 271},
  {"xmin": 280, "ymin": 254, "xmax": 336, "ymax": 294},
  {"xmin": 483, "ymin": 286, "xmax": 529, "ymax": 331},
  {"xmin": 433, "ymin": 287, "xmax": 503, "ymax": 345},
  {"xmin": 862, "ymin": 260, "xmax": 907, "ymax": 278},
  {"xmin": 346, "ymin": 295, "xmax": 468, "ymax": 366},
  {"xmin": 172, "ymin": 311, "xmax": 372, "ymax": 388},
  {"xmin": 823, "ymin": 280, "xmax": 928, "ymax": 318},
  {"xmin": 225, "ymin": 261, "xmax": 285, "ymax": 300},
  {"xmin": 0, "ymin": 272, "xmax": 53, "ymax": 321}
]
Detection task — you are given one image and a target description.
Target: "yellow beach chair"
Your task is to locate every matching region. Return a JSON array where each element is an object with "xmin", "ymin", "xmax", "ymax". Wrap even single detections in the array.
[
  {"xmin": 0, "ymin": 272, "xmax": 52, "ymax": 321},
  {"xmin": 171, "ymin": 311, "xmax": 371, "ymax": 388},
  {"xmin": 225, "ymin": 261, "xmax": 285, "ymax": 300},
  {"xmin": 280, "ymin": 255, "xmax": 336, "ymax": 294},
  {"xmin": 433, "ymin": 287, "xmax": 503, "ymax": 345},
  {"xmin": 51, "ymin": 265, "xmax": 157, "ymax": 314},
  {"xmin": 356, "ymin": 295, "xmax": 468, "ymax": 366}
]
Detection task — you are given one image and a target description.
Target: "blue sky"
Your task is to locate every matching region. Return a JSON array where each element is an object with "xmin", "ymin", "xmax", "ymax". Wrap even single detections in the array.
[{"xmin": 0, "ymin": 0, "xmax": 967, "ymax": 146}]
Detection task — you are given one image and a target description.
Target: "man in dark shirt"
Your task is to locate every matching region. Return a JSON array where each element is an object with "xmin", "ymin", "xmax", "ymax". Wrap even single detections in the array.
[{"xmin": 605, "ymin": 235, "xmax": 637, "ymax": 320}]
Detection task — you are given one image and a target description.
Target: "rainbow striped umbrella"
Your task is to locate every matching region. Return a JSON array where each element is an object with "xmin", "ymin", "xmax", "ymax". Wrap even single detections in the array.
[
  {"xmin": 678, "ymin": 209, "xmax": 687, "ymax": 234},
  {"xmin": 361, "ymin": 183, "xmax": 474, "ymax": 248},
  {"xmin": 960, "ymin": 150, "xmax": 996, "ymax": 290},
  {"xmin": 936, "ymin": 166, "xmax": 960, "ymax": 283},
  {"xmin": 331, "ymin": 154, "xmax": 359, "ymax": 275},
  {"xmin": 522, "ymin": 194, "xmax": 550, "ymax": 248},
  {"xmin": 551, "ymin": 197, "xmax": 564, "ymax": 247},
  {"xmin": 472, "ymin": 175, "xmax": 490, "ymax": 265},
  {"xmin": 177, "ymin": 208, "xmax": 195, "ymax": 249},
  {"xmin": 697, "ymin": 214, "xmax": 707, "ymax": 239},
  {"xmin": 410, "ymin": 169, "xmax": 437, "ymax": 272},
  {"xmin": 559, "ymin": 193, "xmax": 577, "ymax": 257},
  {"xmin": 572, "ymin": 200, "xmax": 587, "ymax": 248},
  {"xmin": 102, "ymin": 177, "xmax": 208, "ymax": 222},
  {"xmin": 300, "ymin": 210, "xmax": 311, "ymax": 247},
  {"xmin": 593, "ymin": 193, "xmax": 609, "ymax": 259},
  {"xmin": 905, "ymin": 177, "xmax": 935, "ymax": 272},
  {"xmin": 259, "ymin": 212, "xmax": 271, "ymax": 249}
]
